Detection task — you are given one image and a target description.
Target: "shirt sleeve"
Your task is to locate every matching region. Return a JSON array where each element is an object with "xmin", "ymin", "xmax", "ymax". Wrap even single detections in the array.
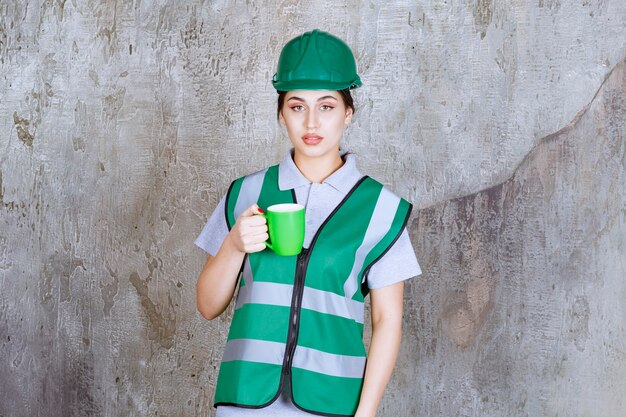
[
  {"xmin": 194, "ymin": 193, "xmax": 229, "ymax": 256},
  {"xmin": 366, "ymin": 228, "xmax": 422, "ymax": 289}
]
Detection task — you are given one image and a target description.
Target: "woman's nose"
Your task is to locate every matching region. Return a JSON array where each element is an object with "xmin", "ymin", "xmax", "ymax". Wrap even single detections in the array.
[{"xmin": 305, "ymin": 109, "xmax": 319, "ymax": 129}]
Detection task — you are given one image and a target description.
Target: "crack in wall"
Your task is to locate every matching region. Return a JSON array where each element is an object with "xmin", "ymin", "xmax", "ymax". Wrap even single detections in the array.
[
  {"xmin": 413, "ymin": 56, "xmax": 625, "ymax": 354},
  {"xmin": 421, "ymin": 57, "xmax": 626, "ymax": 211}
]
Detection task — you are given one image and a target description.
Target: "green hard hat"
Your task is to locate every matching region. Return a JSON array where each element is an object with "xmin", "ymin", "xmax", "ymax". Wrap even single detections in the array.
[{"xmin": 272, "ymin": 29, "xmax": 362, "ymax": 91}]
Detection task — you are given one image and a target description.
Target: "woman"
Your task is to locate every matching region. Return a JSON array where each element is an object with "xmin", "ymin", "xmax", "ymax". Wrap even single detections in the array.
[{"xmin": 195, "ymin": 29, "xmax": 421, "ymax": 417}]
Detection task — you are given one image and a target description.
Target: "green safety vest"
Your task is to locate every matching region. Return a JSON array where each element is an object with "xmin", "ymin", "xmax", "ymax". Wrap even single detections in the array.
[{"xmin": 214, "ymin": 164, "xmax": 412, "ymax": 416}]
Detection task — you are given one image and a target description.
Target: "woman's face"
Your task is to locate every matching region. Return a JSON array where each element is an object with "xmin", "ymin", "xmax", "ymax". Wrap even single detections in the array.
[{"xmin": 278, "ymin": 90, "xmax": 353, "ymax": 160}]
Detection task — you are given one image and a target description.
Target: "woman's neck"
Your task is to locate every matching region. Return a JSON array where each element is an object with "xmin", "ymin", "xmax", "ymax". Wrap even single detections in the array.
[{"xmin": 293, "ymin": 149, "xmax": 344, "ymax": 184}]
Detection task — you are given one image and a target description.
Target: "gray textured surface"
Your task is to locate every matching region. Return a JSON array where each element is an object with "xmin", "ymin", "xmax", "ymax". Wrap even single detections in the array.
[
  {"xmin": 397, "ymin": 60, "xmax": 625, "ymax": 417},
  {"xmin": 1, "ymin": 1, "xmax": 625, "ymax": 416}
]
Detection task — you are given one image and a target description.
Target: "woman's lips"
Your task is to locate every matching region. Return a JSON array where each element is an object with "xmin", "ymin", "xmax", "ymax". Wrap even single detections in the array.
[{"xmin": 302, "ymin": 134, "xmax": 323, "ymax": 145}]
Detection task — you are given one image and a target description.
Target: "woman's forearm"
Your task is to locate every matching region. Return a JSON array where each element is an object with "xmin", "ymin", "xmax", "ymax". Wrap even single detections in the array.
[
  {"xmin": 196, "ymin": 233, "xmax": 246, "ymax": 320},
  {"xmin": 196, "ymin": 204, "xmax": 268, "ymax": 320},
  {"xmin": 355, "ymin": 317, "xmax": 403, "ymax": 417}
]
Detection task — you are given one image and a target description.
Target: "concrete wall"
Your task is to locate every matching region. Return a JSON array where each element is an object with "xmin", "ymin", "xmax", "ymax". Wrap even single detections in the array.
[{"xmin": 1, "ymin": 1, "xmax": 624, "ymax": 416}]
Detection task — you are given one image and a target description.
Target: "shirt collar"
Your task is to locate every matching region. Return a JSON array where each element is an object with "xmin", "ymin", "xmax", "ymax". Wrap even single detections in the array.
[{"xmin": 278, "ymin": 147, "xmax": 363, "ymax": 194}]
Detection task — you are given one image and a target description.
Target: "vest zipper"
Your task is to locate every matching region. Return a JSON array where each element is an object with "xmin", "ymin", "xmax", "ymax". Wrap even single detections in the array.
[
  {"xmin": 282, "ymin": 246, "xmax": 310, "ymax": 383},
  {"xmin": 280, "ymin": 177, "xmax": 368, "ymax": 404}
]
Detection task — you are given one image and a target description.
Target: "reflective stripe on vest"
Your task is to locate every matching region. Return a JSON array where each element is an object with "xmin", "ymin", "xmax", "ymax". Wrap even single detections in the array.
[
  {"xmin": 222, "ymin": 338, "xmax": 367, "ymax": 378},
  {"xmin": 215, "ymin": 164, "xmax": 412, "ymax": 416}
]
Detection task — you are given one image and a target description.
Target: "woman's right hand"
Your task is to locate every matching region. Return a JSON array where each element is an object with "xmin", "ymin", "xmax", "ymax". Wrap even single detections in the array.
[{"xmin": 229, "ymin": 204, "xmax": 268, "ymax": 254}]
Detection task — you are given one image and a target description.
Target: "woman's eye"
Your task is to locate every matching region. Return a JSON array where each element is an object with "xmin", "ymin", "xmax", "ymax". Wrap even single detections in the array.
[
  {"xmin": 290, "ymin": 105, "xmax": 304, "ymax": 111},
  {"xmin": 320, "ymin": 105, "xmax": 334, "ymax": 111}
]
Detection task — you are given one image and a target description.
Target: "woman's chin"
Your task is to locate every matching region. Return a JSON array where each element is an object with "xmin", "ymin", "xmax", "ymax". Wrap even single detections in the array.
[{"xmin": 293, "ymin": 145, "xmax": 329, "ymax": 159}]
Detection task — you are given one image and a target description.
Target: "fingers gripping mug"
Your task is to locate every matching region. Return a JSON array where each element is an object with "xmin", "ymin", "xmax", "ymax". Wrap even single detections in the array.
[{"xmin": 258, "ymin": 203, "xmax": 305, "ymax": 256}]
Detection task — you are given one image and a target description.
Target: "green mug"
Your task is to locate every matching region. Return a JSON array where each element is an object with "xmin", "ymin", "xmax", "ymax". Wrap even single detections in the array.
[{"xmin": 258, "ymin": 203, "xmax": 305, "ymax": 256}]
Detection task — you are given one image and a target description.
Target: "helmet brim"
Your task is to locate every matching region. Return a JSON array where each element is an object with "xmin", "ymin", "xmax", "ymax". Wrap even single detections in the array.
[{"xmin": 272, "ymin": 77, "xmax": 362, "ymax": 92}]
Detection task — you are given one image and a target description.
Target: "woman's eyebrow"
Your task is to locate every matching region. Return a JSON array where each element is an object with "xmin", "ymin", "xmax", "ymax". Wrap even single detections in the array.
[{"xmin": 287, "ymin": 96, "xmax": 338, "ymax": 102}]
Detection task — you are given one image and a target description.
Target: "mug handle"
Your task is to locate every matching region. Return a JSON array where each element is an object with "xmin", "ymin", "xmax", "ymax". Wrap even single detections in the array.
[{"xmin": 257, "ymin": 213, "xmax": 274, "ymax": 251}]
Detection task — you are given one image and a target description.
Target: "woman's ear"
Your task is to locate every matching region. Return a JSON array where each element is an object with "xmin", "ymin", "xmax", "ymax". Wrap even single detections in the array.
[
  {"xmin": 278, "ymin": 110, "xmax": 286, "ymax": 126},
  {"xmin": 344, "ymin": 107, "xmax": 353, "ymax": 125}
]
